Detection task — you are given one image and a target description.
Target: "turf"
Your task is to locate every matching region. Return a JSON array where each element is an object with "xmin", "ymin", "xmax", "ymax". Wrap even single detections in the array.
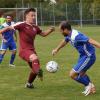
[{"xmin": 0, "ymin": 26, "xmax": 100, "ymax": 100}]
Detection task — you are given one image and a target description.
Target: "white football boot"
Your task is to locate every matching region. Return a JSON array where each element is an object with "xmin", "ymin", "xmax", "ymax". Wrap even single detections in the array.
[
  {"xmin": 9, "ymin": 64, "xmax": 15, "ymax": 67},
  {"xmin": 82, "ymin": 83, "xmax": 92, "ymax": 96}
]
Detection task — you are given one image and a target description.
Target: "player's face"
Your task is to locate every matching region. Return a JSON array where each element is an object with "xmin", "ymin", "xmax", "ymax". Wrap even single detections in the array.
[
  {"xmin": 60, "ymin": 28, "xmax": 69, "ymax": 36},
  {"xmin": 6, "ymin": 17, "xmax": 12, "ymax": 22},
  {"xmin": 26, "ymin": 11, "xmax": 36, "ymax": 24}
]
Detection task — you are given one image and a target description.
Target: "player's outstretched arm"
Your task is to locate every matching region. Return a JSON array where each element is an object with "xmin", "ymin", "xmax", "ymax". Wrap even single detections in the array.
[
  {"xmin": 52, "ymin": 39, "xmax": 68, "ymax": 56},
  {"xmin": 0, "ymin": 26, "xmax": 13, "ymax": 34},
  {"xmin": 89, "ymin": 38, "xmax": 100, "ymax": 48},
  {"xmin": 40, "ymin": 26, "xmax": 55, "ymax": 37}
]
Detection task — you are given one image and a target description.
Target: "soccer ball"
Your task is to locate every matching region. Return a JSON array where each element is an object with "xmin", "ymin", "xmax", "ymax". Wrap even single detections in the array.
[
  {"xmin": 49, "ymin": 0, "xmax": 57, "ymax": 5},
  {"xmin": 46, "ymin": 61, "xmax": 58, "ymax": 73}
]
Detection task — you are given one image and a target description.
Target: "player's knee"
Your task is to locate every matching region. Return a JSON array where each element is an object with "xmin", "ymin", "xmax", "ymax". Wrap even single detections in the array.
[
  {"xmin": 29, "ymin": 54, "xmax": 38, "ymax": 62},
  {"xmin": 32, "ymin": 59, "xmax": 40, "ymax": 74},
  {"xmin": 12, "ymin": 50, "xmax": 16, "ymax": 54},
  {"xmin": 1, "ymin": 50, "xmax": 6, "ymax": 55},
  {"xmin": 69, "ymin": 70, "xmax": 78, "ymax": 79},
  {"xmin": 69, "ymin": 72, "xmax": 74, "ymax": 79}
]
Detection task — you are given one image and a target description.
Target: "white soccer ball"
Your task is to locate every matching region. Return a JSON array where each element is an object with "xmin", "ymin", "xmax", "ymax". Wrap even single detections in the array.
[
  {"xmin": 46, "ymin": 61, "xmax": 58, "ymax": 73},
  {"xmin": 49, "ymin": 0, "xmax": 57, "ymax": 5}
]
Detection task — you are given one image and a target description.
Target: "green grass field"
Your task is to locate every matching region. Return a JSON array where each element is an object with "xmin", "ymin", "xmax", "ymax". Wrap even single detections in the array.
[{"xmin": 0, "ymin": 26, "xmax": 100, "ymax": 100}]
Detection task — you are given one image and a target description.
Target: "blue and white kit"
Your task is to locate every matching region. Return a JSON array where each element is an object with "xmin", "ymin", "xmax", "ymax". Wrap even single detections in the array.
[
  {"xmin": 65, "ymin": 29, "xmax": 96, "ymax": 73},
  {"xmin": 0, "ymin": 22, "xmax": 16, "ymax": 51}
]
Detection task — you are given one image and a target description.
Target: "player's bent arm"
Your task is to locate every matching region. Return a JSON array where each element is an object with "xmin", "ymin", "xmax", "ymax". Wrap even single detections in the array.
[
  {"xmin": 89, "ymin": 38, "xmax": 100, "ymax": 48},
  {"xmin": 39, "ymin": 26, "xmax": 55, "ymax": 37},
  {"xmin": 52, "ymin": 39, "xmax": 68, "ymax": 55},
  {"xmin": 0, "ymin": 26, "xmax": 13, "ymax": 34},
  {"xmin": 55, "ymin": 39, "xmax": 68, "ymax": 51}
]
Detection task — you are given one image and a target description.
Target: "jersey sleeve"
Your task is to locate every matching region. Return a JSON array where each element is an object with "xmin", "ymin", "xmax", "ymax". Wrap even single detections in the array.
[
  {"xmin": 75, "ymin": 33, "xmax": 89, "ymax": 43},
  {"xmin": 36, "ymin": 26, "xmax": 42, "ymax": 34},
  {"xmin": 11, "ymin": 22, "xmax": 23, "ymax": 30}
]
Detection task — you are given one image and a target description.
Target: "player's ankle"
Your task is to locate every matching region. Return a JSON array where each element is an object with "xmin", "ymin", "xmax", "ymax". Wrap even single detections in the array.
[{"xmin": 37, "ymin": 69, "xmax": 43, "ymax": 81}]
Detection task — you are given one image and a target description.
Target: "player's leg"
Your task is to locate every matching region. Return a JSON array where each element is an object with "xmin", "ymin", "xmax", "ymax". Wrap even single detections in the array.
[
  {"xmin": 9, "ymin": 50, "xmax": 16, "ymax": 67},
  {"xmin": 25, "ymin": 54, "xmax": 43, "ymax": 88},
  {"xmin": 69, "ymin": 69, "xmax": 94, "ymax": 96},
  {"xmin": 20, "ymin": 50, "xmax": 43, "ymax": 88},
  {"xmin": 29, "ymin": 54, "xmax": 43, "ymax": 81},
  {"xmin": 80, "ymin": 55, "xmax": 96, "ymax": 96},
  {"xmin": 0, "ymin": 50, "xmax": 6, "ymax": 63},
  {"xmin": 0, "ymin": 42, "xmax": 8, "ymax": 63},
  {"xmin": 69, "ymin": 70, "xmax": 90, "ymax": 86},
  {"xmin": 25, "ymin": 62, "xmax": 37, "ymax": 88},
  {"xmin": 9, "ymin": 42, "xmax": 17, "ymax": 67},
  {"xmin": 69, "ymin": 55, "xmax": 96, "ymax": 95},
  {"xmin": 70, "ymin": 56, "xmax": 91, "ymax": 85},
  {"xmin": 80, "ymin": 72, "xmax": 96, "ymax": 96}
]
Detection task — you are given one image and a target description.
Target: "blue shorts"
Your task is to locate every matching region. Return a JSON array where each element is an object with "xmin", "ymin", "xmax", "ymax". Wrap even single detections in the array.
[
  {"xmin": 73, "ymin": 55, "xmax": 96, "ymax": 73},
  {"xmin": 0, "ymin": 41, "xmax": 16, "ymax": 51}
]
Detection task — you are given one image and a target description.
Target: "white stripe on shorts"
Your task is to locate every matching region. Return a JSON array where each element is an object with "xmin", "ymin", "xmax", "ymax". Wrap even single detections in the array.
[{"xmin": 78, "ymin": 57, "xmax": 90, "ymax": 73}]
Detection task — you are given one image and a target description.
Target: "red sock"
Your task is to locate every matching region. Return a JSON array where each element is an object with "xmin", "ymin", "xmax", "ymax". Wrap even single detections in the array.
[
  {"xmin": 28, "ymin": 71, "xmax": 37, "ymax": 83},
  {"xmin": 27, "ymin": 62, "xmax": 37, "ymax": 83},
  {"xmin": 27, "ymin": 59, "xmax": 40, "ymax": 83},
  {"xmin": 32, "ymin": 59, "xmax": 40, "ymax": 74}
]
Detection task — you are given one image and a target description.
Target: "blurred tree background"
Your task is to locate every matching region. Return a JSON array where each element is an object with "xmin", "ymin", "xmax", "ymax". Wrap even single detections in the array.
[{"xmin": 0, "ymin": 0, "xmax": 99, "ymax": 25}]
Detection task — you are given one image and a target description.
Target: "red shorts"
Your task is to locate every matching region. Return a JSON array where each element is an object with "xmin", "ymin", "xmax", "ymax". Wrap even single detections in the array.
[{"xmin": 19, "ymin": 49, "xmax": 37, "ymax": 62}]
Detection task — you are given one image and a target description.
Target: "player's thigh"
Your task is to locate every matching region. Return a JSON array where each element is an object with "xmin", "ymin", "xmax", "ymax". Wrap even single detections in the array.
[
  {"xmin": 19, "ymin": 49, "xmax": 38, "ymax": 62},
  {"xmin": 9, "ymin": 42, "xmax": 17, "ymax": 51},
  {"xmin": 73, "ymin": 56, "xmax": 88, "ymax": 73},
  {"xmin": 82, "ymin": 55, "xmax": 96, "ymax": 72},
  {"xmin": 73, "ymin": 56, "xmax": 95, "ymax": 74}
]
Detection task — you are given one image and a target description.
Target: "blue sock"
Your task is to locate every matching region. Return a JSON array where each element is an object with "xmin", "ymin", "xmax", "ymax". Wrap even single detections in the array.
[
  {"xmin": 0, "ymin": 54, "xmax": 4, "ymax": 63},
  {"xmin": 10, "ymin": 54, "xmax": 16, "ymax": 64},
  {"xmin": 75, "ymin": 74, "xmax": 90, "ymax": 86}
]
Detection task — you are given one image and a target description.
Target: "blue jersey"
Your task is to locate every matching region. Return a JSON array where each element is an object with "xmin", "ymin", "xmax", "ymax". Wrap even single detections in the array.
[
  {"xmin": 0, "ymin": 22, "xmax": 15, "ymax": 43},
  {"xmin": 65, "ymin": 29, "xmax": 95, "ymax": 57}
]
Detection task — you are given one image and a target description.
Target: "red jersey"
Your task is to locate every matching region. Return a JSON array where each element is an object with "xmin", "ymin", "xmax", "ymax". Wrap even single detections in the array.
[{"xmin": 12, "ymin": 22, "xmax": 42, "ymax": 51}]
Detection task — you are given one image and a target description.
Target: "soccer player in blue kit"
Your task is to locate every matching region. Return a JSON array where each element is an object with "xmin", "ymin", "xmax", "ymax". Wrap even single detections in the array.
[
  {"xmin": 0, "ymin": 15, "xmax": 17, "ymax": 67},
  {"xmin": 52, "ymin": 21, "xmax": 100, "ymax": 96}
]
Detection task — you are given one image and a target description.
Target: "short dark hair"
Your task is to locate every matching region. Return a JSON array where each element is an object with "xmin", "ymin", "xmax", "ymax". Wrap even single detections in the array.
[
  {"xmin": 60, "ymin": 21, "xmax": 71, "ymax": 31},
  {"xmin": 6, "ymin": 15, "xmax": 12, "ymax": 18},
  {"xmin": 24, "ymin": 8, "xmax": 36, "ymax": 17}
]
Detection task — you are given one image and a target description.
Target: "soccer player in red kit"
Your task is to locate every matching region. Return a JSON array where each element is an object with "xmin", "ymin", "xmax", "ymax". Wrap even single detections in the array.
[{"xmin": 0, "ymin": 8, "xmax": 55, "ymax": 88}]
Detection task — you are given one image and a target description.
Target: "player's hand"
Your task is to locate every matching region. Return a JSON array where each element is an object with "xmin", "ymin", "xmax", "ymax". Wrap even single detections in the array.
[
  {"xmin": 52, "ymin": 49, "xmax": 58, "ymax": 56},
  {"xmin": 49, "ymin": 26, "xmax": 55, "ymax": 32},
  {"xmin": 8, "ymin": 26, "xmax": 14, "ymax": 30},
  {"xmin": 3, "ymin": 39, "xmax": 7, "ymax": 43}
]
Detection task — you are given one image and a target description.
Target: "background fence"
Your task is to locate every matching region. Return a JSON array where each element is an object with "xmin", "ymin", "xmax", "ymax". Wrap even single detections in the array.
[{"xmin": 0, "ymin": 2, "xmax": 100, "ymax": 26}]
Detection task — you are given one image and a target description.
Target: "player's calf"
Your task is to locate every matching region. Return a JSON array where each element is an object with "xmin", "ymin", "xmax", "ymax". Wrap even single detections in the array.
[
  {"xmin": 37, "ymin": 69, "xmax": 43, "ymax": 81},
  {"xmin": 32, "ymin": 59, "xmax": 43, "ymax": 81},
  {"xmin": 0, "ymin": 51, "xmax": 6, "ymax": 63},
  {"xmin": 29, "ymin": 54, "xmax": 43, "ymax": 81},
  {"xmin": 9, "ymin": 50, "xmax": 16, "ymax": 65}
]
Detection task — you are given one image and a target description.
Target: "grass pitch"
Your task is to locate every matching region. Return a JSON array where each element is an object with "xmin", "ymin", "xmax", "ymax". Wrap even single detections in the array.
[{"xmin": 0, "ymin": 26, "xmax": 100, "ymax": 100}]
